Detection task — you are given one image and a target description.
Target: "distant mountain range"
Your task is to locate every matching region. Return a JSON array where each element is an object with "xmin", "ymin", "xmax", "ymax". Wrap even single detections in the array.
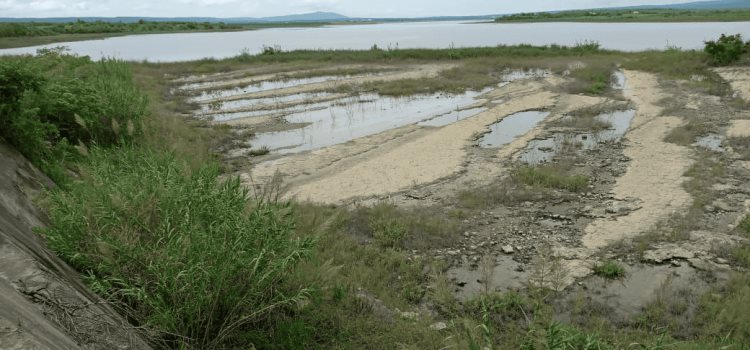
[{"xmin": 0, "ymin": 0, "xmax": 748, "ymax": 23}]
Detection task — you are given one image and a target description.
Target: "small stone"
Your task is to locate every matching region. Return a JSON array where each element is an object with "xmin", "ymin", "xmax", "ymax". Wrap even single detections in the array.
[
  {"xmin": 502, "ymin": 245, "xmax": 515, "ymax": 254},
  {"xmin": 716, "ymin": 257, "xmax": 729, "ymax": 265},
  {"xmin": 430, "ymin": 322, "xmax": 448, "ymax": 331},
  {"xmin": 670, "ymin": 260, "xmax": 681, "ymax": 267},
  {"xmin": 400, "ymin": 311, "xmax": 419, "ymax": 320}
]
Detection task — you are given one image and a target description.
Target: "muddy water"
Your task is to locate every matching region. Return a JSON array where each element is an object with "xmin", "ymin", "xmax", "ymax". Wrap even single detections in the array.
[
  {"xmin": 479, "ymin": 111, "xmax": 550, "ymax": 148},
  {"xmin": 417, "ymin": 107, "xmax": 487, "ymax": 127},
  {"xmin": 559, "ymin": 263, "xmax": 709, "ymax": 320},
  {"xmin": 187, "ymin": 76, "xmax": 348, "ymax": 103},
  {"xmin": 520, "ymin": 109, "xmax": 635, "ymax": 164},
  {"xmin": 612, "ymin": 71, "xmax": 626, "ymax": 90},
  {"xmin": 198, "ymin": 92, "xmax": 337, "ymax": 114},
  {"xmin": 694, "ymin": 134, "xmax": 725, "ymax": 152},
  {"xmin": 447, "ymin": 255, "xmax": 530, "ymax": 301},
  {"xmin": 249, "ymin": 90, "xmax": 486, "ymax": 153}
]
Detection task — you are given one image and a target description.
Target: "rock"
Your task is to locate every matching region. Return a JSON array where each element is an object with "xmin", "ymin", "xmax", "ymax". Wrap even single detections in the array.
[
  {"xmin": 716, "ymin": 257, "xmax": 729, "ymax": 265},
  {"xmin": 642, "ymin": 245, "xmax": 695, "ymax": 264},
  {"xmin": 688, "ymin": 258, "xmax": 713, "ymax": 271},
  {"xmin": 502, "ymin": 245, "xmax": 515, "ymax": 254},
  {"xmin": 712, "ymin": 200, "xmax": 733, "ymax": 212},
  {"xmin": 400, "ymin": 311, "xmax": 419, "ymax": 320},
  {"xmin": 670, "ymin": 260, "xmax": 682, "ymax": 267},
  {"xmin": 429, "ymin": 322, "xmax": 448, "ymax": 331}
]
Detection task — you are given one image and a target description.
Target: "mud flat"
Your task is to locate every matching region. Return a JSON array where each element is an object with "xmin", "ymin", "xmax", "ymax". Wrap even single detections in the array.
[
  {"xmin": 581, "ymin": 71, "xmax": 693, "ymax": 251},
  {"xmin": 714, "ymin": 67, "xmax": 750, "ymax": 101},
  {"xmin": 250, "ymin": 89, "xmax": 556, "ymax": 203}
]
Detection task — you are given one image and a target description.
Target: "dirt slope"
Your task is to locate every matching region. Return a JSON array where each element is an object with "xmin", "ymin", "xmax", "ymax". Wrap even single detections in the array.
[{"xmin": 0, "ymin": 142, "xmax": 151, "ymax": 350}]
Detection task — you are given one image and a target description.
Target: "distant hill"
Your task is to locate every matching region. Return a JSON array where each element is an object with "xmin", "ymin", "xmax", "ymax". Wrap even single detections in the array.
[
  {"xmin": 620, "ymin": 0, "xmax": 750, "ymax": 10},
  {"xmin": 258, "ymin": 11, "xmax": 349, "ymax": 22},
  {"xmin": 0, "ymin": 1, "xmax": 748, "ymax": 24}
]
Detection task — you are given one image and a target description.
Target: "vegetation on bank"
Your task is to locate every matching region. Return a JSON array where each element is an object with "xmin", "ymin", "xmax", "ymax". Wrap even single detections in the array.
[
  {"xmin": 2, "ymin": 36, "xmax": 750, "ymax": 348},
  {"xmin": 495, "ymin": 8, "xmax": 750, "ymax": 23},
  {"xmin": 0, "ymin": 20, "xmax": 326, "ymax": 49},
  {"xmin": 0, "ymin": 48, "xmax": 147, "ymax": 181}
]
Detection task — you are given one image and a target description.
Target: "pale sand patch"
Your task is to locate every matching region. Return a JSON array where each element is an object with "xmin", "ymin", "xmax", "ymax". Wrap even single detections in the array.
[
  {"xmin": 206, "ymin": 64, "xmax": 457, "ymax": 103},
  {"xmin": 727, "ymin": 119, "xmax": 750, "ymax": 138},
  {"xmin": 714, "ymin": 67, "xmax": 750, "ymax": 101},
  {"xmin": 581, "ymin": 71, "xmax": 693, "ymax": 250},
  {"xmin": 214, "ymin": 115, "xmax": 275, "ymax": 127},
  {"xmin": 246, "ymin": 82, "xmax": 556, "ymax": 204}
]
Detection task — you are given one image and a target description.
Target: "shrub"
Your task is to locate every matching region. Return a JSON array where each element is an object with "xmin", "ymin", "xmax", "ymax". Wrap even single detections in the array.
[
  {"xmin": 0, "ymin": 51, "xmax": 148, "ymax": 181},
  {"xmin": 42, "ymin": 146, "xmax": 313, "ymax": 349},
  {"xmin": 704, "ymin": 34, "xmax": 746, "ymax": 65}
]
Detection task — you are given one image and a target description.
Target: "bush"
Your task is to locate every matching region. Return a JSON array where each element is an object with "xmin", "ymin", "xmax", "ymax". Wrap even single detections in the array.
[
  {"xmin": 704, "ymin": 34, "xmax": 746, "ymax": 65},
  {"xmin": 42, "ymin": 146, "xmax": 313, "ymax": 349},
  {"xmin": 0, "ymin": 51, "xmax": 148, "ymax": 181}
]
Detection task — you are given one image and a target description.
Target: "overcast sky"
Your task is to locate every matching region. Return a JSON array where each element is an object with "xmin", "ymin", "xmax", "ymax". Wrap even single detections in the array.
[{"xmin": 0, "ymin": 0, "xmax": 697, "ymax": 18}]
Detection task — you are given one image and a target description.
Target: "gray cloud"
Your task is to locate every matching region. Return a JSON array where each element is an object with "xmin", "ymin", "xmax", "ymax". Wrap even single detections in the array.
[{"xmin": 2, "ymin": 0, "xmax": 692, "ymax": 18}]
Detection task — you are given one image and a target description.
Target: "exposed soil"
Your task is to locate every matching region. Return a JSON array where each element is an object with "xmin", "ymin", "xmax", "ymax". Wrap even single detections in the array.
[{"xmin": 173, "ymin": 61, "xmax": 750, "ymax": 318}]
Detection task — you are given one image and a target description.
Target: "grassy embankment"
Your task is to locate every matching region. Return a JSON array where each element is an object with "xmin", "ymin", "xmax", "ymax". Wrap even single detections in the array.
[
  {"xmin": 2, "ymin": 40, "xmax": 750, "ymax": 348},
  {"xmin": 495, "ymin": 8, "xmax": 750, "ymax": 23},
  {"xmin": 0, "ymin": 20, "xmax": 328, "ymax": 49}
]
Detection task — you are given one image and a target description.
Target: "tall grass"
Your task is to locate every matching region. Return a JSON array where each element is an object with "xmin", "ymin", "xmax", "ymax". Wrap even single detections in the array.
[
  {"xmin": 0, "ymin": 50, "xmax": 148, "ymax": 181},
  {"xmin": 42, "ymin": 146, "xmax": 313, "ymax": 349},
  {"xmin": 513, "ymin": 165, "xmax": 589, "ymax": 192}
]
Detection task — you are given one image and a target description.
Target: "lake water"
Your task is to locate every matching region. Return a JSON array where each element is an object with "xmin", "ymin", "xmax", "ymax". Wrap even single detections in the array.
[{"xmin": 2, "ymin": 21, "xmax": 749, "ymax": 62}]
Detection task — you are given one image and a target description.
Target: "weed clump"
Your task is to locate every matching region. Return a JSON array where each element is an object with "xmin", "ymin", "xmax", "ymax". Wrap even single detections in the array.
[
  {"xmin": 513, "ymin": 165, "xmax": 589, "ymax": 192},
  {"xmin": 593, "ymin": 260, "xmax": 626, "ymax": 279}
]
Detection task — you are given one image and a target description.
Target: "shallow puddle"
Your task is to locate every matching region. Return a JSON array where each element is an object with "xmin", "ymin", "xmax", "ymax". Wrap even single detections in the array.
[
  {"xmin": 693, "ymin": 134, "xmax": 724, "ymax": 152},
  {"xmin": 479, "ymin": 111, "xmax": 550, "ymax": 148},
  {"xmin": 520, "ymin": 109, "xmax": 635, "ymax": 164},
  {"xmin": 612, "ymin": 70, "xmax": 626, "ymax": 90},
  {"xmin": 249, "ymin": 90, "xmax": 486, "ymax": 153},
  {"xmin": 500, "ymin": 69, "xmax": 549, "ymax": 86},
  {"xmin": 446, "ymin": 255, "xmax": 529, "ymax": 301},
  {"xmin": 559, "ymin": 263, "xmax": 708, "ymax": 320},
  {"xmin": 198, "ymin": 92, "xmax": 337, "ymax": 114},
  {"xmin": 187, "ymin": 75, "xmax": 352, "ymax": 103}
]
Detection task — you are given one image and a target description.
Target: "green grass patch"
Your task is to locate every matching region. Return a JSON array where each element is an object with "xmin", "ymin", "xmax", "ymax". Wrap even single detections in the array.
[
  {"xmin": 740, "ymin": 216, "xmax": 750, "ymax": 237},
  {"xmin": 512, "ymin": 165, "xmax": 589, "ymax": 192},
  {"xmin": 593, "ymin": 260, "xmax": 626, "ymax": 280},
  {"xmin": 346, "ymin": 203, "xmax": 462, "ymax": 250},
  {"xmin": 42, "ymin": 146, "xmax": 313, "ymax": 349}
]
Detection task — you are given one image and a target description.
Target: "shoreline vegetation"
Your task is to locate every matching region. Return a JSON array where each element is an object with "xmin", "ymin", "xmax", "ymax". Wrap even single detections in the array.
[
  {"xmin": 495, "ymin": 8, "xmax": 750, "ymax": 23},
  {"xmin": 0, "ymin": 21, "xmax": 335, "ymax": 49},
  {"xmin": 2, "ymin": 38, "xmax": 750, "ymax": 348}
]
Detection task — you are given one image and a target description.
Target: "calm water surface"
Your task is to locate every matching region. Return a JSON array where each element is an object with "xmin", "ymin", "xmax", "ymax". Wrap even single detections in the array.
[{"xmin": 2, "ymin": 21, "xmax": 749, "ymax": 62}]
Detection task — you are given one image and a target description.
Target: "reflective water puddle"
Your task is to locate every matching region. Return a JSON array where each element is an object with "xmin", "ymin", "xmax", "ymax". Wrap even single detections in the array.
[
  {"xmin": 250, "ymin": 90, "xmax": 486, "ymax": 153},
  {"xmin": 520, "ymin": 109, "xmax": 635, "ymax": 164},
  {"xmin": 187, "ymin": 75, "xmax": 353, "ymax": 103},
  {"xmin": 479, "ymin": 111, "xmax": 551, "ymax": 148}
]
